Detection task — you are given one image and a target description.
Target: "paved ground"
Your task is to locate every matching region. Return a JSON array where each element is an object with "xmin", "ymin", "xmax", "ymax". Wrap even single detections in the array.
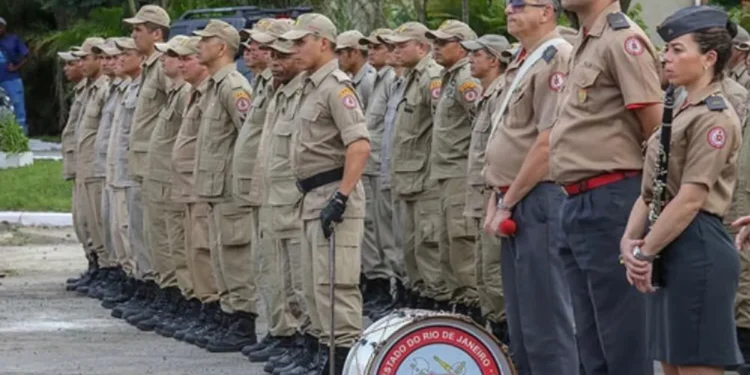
[{"xmin": 0, "ymin": 224, "xmax": 738, "ymax": 375}]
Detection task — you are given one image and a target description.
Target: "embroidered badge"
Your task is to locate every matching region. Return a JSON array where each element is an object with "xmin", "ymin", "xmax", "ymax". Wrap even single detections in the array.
[
  {"xmin": 549, "ymin": 72, "xmax": 566, "ymax": 92},
  {"xmin": 624, "ymin": 36, "xmax": 644, "ymax": 56},
  {"xmin": 342, "ymin": 95, "xmax": 358, "ymax": 109},
  {"xmin": 236, "ymin": 97, "xmax": 251, "ymax": 112},
  {"xmin": 463, "ymin": 89, "xmax": 478, "ymax": 102},
  {"xmin": 430, "ymin": 79, "xmax": 442, "ymax": 99},
  {"xmin": 707, "ymin": 126, "xmax": 726, "ymax": 149},
  {"xmin": 578, "ymin": 88, "xmax": 587, "ymax": 104}
]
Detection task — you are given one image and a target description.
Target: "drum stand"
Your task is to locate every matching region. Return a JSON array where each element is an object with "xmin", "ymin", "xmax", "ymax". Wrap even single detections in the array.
[{"xmin": 328, "ymin": 229, "xmax": 336, "ymax": 375}]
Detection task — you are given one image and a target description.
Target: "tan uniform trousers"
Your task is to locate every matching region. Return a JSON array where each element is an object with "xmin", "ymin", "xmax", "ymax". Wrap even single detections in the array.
[
  {"xmin": 127, "ymin": 184, "xmax": 155, "ymax": 280},
  {"xmin": 474, "ymin": 219, "xmax": 505, "ymax": 323},
  {"xmin": 361, "ymin": 176, "xmax": 402, "ymax": 282},
  {"xmin": 81, "ymin": 178, "xmax": 116, "ymax": 268},
  {"xmin": 729, "ymin": 190, "xmax": 750, "ymax": 329},
  {"xmin": 258, "ymin": 205, "xmax": 306, "ymax": 337},
  {"xmin": 111, "ymin": 187, "xmax": 135, "ymax": 276},
  {"xmin": 207, "ymin": 202, "xmax": 258, "ymax": 315},
  {"xmin": 144, "ymin": 194, "xmax": 179, "ymax": 289},
  {"xmin": 302, "ymin": 217, "xmax": 364, "ymax": 347},
  {"xmin": 436, "ymin": 178, "xmax": 478, "ymax": 304},
  {"xmin": 395, "ymin": 197, "xmax": 442, "ymax": 298},
  {"xmin": 72, "ymin": 182, "xmax": 90, "ymax": 257},
  {"xmin": 101, "ymin": 187, "xmax": 115, "ymax": 264},
  {"xmin": 185, "ymin": 202, "xmax": 219, "ymax": 303}
]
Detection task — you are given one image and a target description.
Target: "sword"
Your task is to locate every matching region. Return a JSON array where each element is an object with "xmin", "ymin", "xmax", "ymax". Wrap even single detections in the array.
[{"xmin": 328, "ymin": 228, "xmax": 336, "ymax": 375}]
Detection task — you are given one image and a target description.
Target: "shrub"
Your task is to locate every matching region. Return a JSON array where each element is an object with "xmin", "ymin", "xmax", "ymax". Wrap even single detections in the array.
[{"xmin": 0, "ymin": 113, "xmax": 31, "ymax": 154}]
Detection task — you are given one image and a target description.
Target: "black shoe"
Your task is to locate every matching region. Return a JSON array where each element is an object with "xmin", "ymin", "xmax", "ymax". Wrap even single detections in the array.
[
  {"xmin": 195, "ymin": 308, "xmax": 231, "ymax": 347},
  {"xmin": 102, "ymin": 277, "xmax": 136, "ymax": 309},
  {"xmin": 157, "ymin": 297, "xmax": 200, "ymax": 337},
  {"xmin": 249, "ymin": 335, "xmax": 296, "ymax": 362},
  {"xmin": 120, "ymin": 281, "xmax": 159, "ymax": 320},
  {"xmin": 317, "ymin": 345, "xmax": 350, "ymax": 375},
  {"xmin": 243, "ymin": 333, "xmax": 275, "ymax": 356},
  {"xmin": 363, "ymin": 278, "xmax": 392, "ymax": 315},
  {"xmin": 491, "ymin": 320, "xmax": 510, "ymax": 344},
  {"xmin": 176, "ymin": 301, "xmax": 217, "ymax": 341},
  {"xmin": 272, "ymin": 334, "xmax": 317, "ymax": 374},
  {"xmin": 433, "ymin": 299, "xmax": 452, "ymax": 312},
  {"xmin": 266, "ymin": 346, "xmax": 303, "ymax": 373},
  {"xmin": 206, "ymin": 311, "xmax": 258, "ymax": 353}
]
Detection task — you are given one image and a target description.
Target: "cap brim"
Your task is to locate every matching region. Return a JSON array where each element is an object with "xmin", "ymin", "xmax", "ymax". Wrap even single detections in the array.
[
  {"xmin": 123, "ymin": 16, "xmax": 145, "ymax": 25},
  {"xmin": 250, "ymin": 31, "xmax": 276, "ymax": 44},
  {"xmin": 170, "ymin": 46, "xmax": 196, "ymax": 56},
  {"xmin": 72, "ymin": 51, "xmax": 91, "ymax": 57},
  {"xmin": 736, "ymin": 42, "xmax": 750, "ymax": 51},
  {"xmin": 460, "ymin": 40, "xmax": 483, "ymax": 51},
  {"xmin": 265, "ymin": 44, "xmax": 293, "ymax": 54},
  {"xmin": 379, "ymin": 35, "xmax": 413, "ymax": 44},
  {"xmin": 192, "ymin": 29, "xmax": 217, "ymax": 38},
  {"xmin": 359, "ymin": 37, "xmax": 381, "ymax": 46},
  {"xmin": 280, "ymin": 29, "xmax": 312, "ymax": 41},
  {"xmin": 57, "ymin": 52, "xmax": 77, "ymax": 61},
  {"xmin": 154, "ymin": 42, "xmax": 170, "ymax": 53},
  {"xmin": 425, "ymin": 30, "xmax": 452, "ymax": 40}
]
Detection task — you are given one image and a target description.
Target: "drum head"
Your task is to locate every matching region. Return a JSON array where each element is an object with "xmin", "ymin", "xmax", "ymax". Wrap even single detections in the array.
[{"xmin": 366, "ymin": 311, "xmax": 515, "ymax": 375}]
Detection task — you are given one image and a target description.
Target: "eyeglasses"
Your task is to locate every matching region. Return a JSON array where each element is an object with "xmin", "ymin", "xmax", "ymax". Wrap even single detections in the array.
[{"xmin": 509, "ymin": 0, "xmax": 549, "ymax": 11}]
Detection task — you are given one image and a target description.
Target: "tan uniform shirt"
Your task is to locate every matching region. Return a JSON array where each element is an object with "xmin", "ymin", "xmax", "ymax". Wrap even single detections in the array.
[
  {"xmin": 93, "ymin": 78, "xmax": 124, "ymax": 179},
  {"xmin": 129, "ymin": 51, "xmax": 169, "ymax": 181},
  {"xmin": 464, "ymin": 75, "xmax": 504, "ymax": 218},
  {"xmin": 432, "ymin": 57, "xmax": 480, "ymax": 180},
  {"xmin": 62, "ymin": 79, "xmax": 88, "ymax": 180},
  {"xmin": 353, "ymin": 62, "xmax": 376, "ymax": 112},
  {"xmin": 294, "ymin": 59, "xmax": 369, "ymax": 220},
  {"xmin": 145, "ymin": 81, "xmax": 190, "ymax": 198},
  {"xmin": 193, "ymin": 64, "xmax": 253, "ymax": 202},
  {"xmin": 364, "ymin": 66, "xmax": 396, "ymax": 176},
  {"xmin": 171, "ymin": 80, "xmax": 208, "ymax": 204},
  {"xmin": 549, "ymin": 3, "xmax": 662, "ymax": 184},
  {"xmin": 265, "ymin": 72, "xmax": 306, "ymax": 207},
  {"xmin": 729, "ymin": 63, "xmax": 750, "ymax": 92},
  {"xmin": 391, "ymin": 54, "xmax": 443, "ymax": 198},
  {"xmin": 76, "ymin": 75, "xmax": 111, "ymax": 180},
  {"xmin": 485, "ymin": 33, "xmax": 572, "ymax": 187},
  {"xmin": 232, "ymin": 68, "xmax": 273, "ymax": 207},
  {"xmin": 642, "ymin": 83, "xmax": 741, "ymax": 216},
  {"xmin": 108, "ymin": 76, "xmax": 140, "ymax": 188}
]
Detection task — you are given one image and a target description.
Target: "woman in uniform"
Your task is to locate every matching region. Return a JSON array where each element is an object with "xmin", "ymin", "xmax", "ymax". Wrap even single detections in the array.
[{"xmin": 619, "ymin": 6, "xmax": 743, "ymax": 375}]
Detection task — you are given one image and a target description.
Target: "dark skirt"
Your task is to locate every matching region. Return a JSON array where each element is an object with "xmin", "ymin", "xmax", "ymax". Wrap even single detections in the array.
[{"xmin": 647, "ymin": 211, "xmax": 743, "ymax": 366}]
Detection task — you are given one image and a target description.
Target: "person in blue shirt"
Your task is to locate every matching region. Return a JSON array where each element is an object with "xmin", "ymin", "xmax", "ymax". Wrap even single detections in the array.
[{"xmin": 0, "ymin": 17, "xmax": 29, "ymax": 133}]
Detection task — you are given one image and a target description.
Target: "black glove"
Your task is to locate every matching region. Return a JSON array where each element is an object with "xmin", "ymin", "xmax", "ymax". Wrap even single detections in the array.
[{"xmin": 320, "ymin": 191, "xmax": 348, "ymax": 239}]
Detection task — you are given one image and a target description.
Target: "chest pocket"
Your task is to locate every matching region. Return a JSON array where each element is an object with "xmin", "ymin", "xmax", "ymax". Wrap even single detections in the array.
[
  {"xmin": 571, "ymin": 66, "xmax": 600, "ymax": 110},
  {"xmin": 249, "ymin": 96, "xmax": 267, "ymax": 124},
  {"xmin": 506, "ymin": 84, "xmax": 531, "ymax": 129},
  {"xmin": 298, "ymin": 105, "xmax": 321, "ymax": 145},
  {"xmin": 124, "ymin": 89, "xmax": 139, "ymax": 110},
  {"xmin": 139, "ymin": 86, "xmax": 160, "ymax": 110}
]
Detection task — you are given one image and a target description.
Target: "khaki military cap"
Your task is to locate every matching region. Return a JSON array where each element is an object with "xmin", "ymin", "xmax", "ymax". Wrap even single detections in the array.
[
  {"xmin": 359, "ymin": 28, "xmax": 393, "ymax": 46},
  {"xmin": 261, "ymin": 38, "xmax": 295, "ymax": 54},
  {"xmin": 73, "ymin": 37, "xmax": 106, "ymax": 57},
  {"xmin": 115, "ymin": 37, "xmax": 137, "ymax": 51},
  {"xmin": 378, "ymin": 22, "xmax": 429, "ymax": 44},
  {"xmin": 336, "ymin": 30, "xmax": 367, "ymax": 51},
  {"xmin": 92, "ymin": 38, "xmax": 123, "ymax": 56},
  {"xmin": 735, "ymin": 26, "xmax": 750, "ymax": 51},
  {"xmin": 193, "ymin": 19, "xmax": 241, "ymax": 51},
  {"xmin": 460, "ymin": 34, "xmax": 511, "ymax": 60},
  {"xmin": 57, "ymin": 51, "xmax": 79, "ymax": 62},
  {"xmin": 426, "ymin": 19, "xmax": 477, "ymax": 41},
  {"xmin": 244, "ymin": 19, "xmax": 294, "ymax": 45},
  {"xmin": 166, "ymin": 36, "xmax": 201, "ymax": 56},
  {"xmin": 155, "ymin": 35, "xmax": 190, "ymax": 53},
  {"xmin": 124, "ymin": 5, "xmax": 171, "ymax": 28},
  {"xmin": 280, "ymin": 13, "xmax": 337, "ymax": 43},
  {"xmin": 240, "ymin": 18, "xmax": 274, "ymax": 39}
]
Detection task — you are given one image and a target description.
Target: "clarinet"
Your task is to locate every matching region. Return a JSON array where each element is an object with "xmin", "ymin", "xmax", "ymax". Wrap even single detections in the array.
[{"xmin": 648, "ymin": 85, "xmax": 675, "ymax": 288}]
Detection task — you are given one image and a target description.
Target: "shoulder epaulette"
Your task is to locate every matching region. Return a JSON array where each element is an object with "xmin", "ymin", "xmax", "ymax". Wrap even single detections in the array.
[
  {"xmin": 607, "ymin": 13, "xmax": 630, "ymax": 30},
  {"xmin": 542, "ymin": 45, "xmax": 558, "ymax": 63},
  {"xmin": 705, "ymin": 96, "xmax": 727, "ymax": 111},
  {"xmin": 332, "ymin": 70, "xmax": 351, "ymax": 83}
]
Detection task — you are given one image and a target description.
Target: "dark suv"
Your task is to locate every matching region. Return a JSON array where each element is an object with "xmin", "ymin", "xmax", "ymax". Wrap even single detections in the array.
[{"xmin": 168, "ymin": 5, "xmax": 313, "ymax": 38}]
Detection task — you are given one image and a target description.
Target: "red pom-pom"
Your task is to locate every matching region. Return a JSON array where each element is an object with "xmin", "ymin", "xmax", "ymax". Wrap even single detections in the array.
[{"xmin": 499, "ymin": 219, "xmax": 517, "ymax": 236}]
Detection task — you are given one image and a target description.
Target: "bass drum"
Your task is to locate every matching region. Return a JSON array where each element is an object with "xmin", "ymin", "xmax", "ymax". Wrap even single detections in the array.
[{"xmin": 343, "ymin": 309, "xmax": 516, "ymax": 375}]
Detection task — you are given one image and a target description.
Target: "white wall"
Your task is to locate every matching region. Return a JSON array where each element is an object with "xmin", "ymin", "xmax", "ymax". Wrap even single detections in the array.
[{"xmin": 635, "ymin": 0, "xmax": 697, "ymax": 46}]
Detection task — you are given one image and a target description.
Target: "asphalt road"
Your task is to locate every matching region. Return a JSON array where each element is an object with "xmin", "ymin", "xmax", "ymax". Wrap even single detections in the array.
[{"xmin": 0, "ymin": 225, "xmax": 737, "ymax": 375}]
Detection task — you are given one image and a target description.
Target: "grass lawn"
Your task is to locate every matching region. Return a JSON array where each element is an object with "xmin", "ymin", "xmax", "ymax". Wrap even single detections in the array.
[{"xmin": 0, "ymin": 160, "xmax": 72, "ymax": 212}]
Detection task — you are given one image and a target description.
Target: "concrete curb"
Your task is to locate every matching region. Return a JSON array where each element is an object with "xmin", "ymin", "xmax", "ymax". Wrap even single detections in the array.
[{"xmin": 0, "ymin": 212, "xmax": 72, "ymax": 227}]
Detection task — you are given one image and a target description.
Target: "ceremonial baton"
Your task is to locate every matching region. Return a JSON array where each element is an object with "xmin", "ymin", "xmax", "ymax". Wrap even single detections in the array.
[
  {"xmin": 649, "ymin": 84, "xmax": 675, "ymax": 288},
  {"xmin": 328, "ymin": 227, "xmax": 336, "ymax": 375}
]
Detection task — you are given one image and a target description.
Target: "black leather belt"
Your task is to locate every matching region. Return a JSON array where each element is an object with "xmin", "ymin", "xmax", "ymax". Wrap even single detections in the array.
[{"xmin": 296, "ymin": 167, "xmax": 344, "ymax": 194}]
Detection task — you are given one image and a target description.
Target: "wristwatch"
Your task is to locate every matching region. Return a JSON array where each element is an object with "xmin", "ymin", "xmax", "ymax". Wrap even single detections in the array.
[
  {"xmin": 496, "ymin": 197, "xmax": 513, "ymax": 211},
  {"xmin": 632, "ymin": 246, "xmax": 656, "ymax": 262}
]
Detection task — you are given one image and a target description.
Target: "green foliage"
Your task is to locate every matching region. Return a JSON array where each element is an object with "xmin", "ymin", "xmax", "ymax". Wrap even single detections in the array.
[
  {"xmin": 384, "ymin": 0, "xmax": 418, "ymax": 28},
  {"xmin": 30, "ymin": 7, "xmax": 127, "ymax": 58},
  {"xmin": 426, "ymin": 0, "xmax": 507, "ymax": 37},
  {"xmin": 0, "ymin": 160, "xmax": 73, "ymax": 212},
  {"xmin": 627, "ymin": 3, "xmax": 648, "ymax": 33},
  {"xmin": 0, "ymin": 113, "xmax": 30, "ymax": 154}
]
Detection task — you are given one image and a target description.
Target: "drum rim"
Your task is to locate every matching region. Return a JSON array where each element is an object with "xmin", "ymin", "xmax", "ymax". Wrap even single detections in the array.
[{"xmin": 359, "ymin": 310, "xmax": 517, "ymax": 375}]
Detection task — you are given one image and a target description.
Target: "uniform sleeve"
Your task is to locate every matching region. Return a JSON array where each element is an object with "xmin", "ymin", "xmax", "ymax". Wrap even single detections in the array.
[
  {"xmin": 534, "ymin": 46, "xmax": 571, "ymax": 131},
  {"xmin": 607, "ymin": 32, "xmax": 662, "ymax": 107},
  {"xmin": 426, "ymin": 75, "xmax": 442, "ymax": 116},
  {"xmin": 455, "ymin": 76, "xmax": 481, "ymax": 118},
  {"xmin": 223, "ymin": 77, "xmax": 253, "ymax": 130},
  {"xmin": 681, "ymin": 112, "xmax": 739, "ymax": 189},
  {"xmin": 328, "ymin": 83, "xmax": 370, "ymax": 146}
]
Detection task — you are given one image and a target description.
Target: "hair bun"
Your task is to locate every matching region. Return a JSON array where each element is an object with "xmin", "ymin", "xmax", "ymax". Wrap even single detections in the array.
[{"xmin": 727, "ymin": 20, "xmax": 738, "ymax": 39}]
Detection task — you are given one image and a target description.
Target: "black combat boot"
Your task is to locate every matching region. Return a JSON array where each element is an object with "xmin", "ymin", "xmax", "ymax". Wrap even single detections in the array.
[
  {"xmin": 126, "ymin": 284, "xmax": 167, "ymax": 324},
  {"xmin": 264, "ymin": 333, "xmax": 307, "ymax": 373},
  {"xmin": 111, "ymin": 279, "xmax": 147, "ymax": 318},
  {"xmin": 136, "ymin": 286, "xmax": 181, "ymax": 331},
  {"xmin": 243, "ymin": 333, "xmax": 275, "ymax": 356},
  {"xmin": 433, "ymin": 299, "xmax": 452, "ymax": 313},
  {"xmin": 121, "ymin": 281, "xmax": 160, "ymax": 320},
  {"xmin": 491, "ymin": 320, "xmax": 510, "ymax": 344},
  {"xmin": 157, "ymin": 297, "xmax": 200, "ymax": 337},
  {"xmin": 206, "ymin": 311, "xmax": 258, "ymax": 352},
  {"xmin": 178, "ymin": 301, "xmax": 219, "ymax": 342},
  {"xmin": 88, "ymin": 267, "xmax": 122, "ymax": 299},
  {"xmin": 195, "ymin": 308, "xmax": 231, "ymax": 348},
  {"xmin": 368, "ymin": 280, "xmax": 406, "ymax": 321},
  {"xmin": 248, "ymin": 334, "xmax": 298, "ymax": 362},
  {"xmin": 317, "ymin": 345, "xmax": 350, "ymax": 375},
  {"xmin": 66, "ymin": 256, "xmax": 97, "ymax": 287},
  {"xmin": 102, "ymin": 276, "xmax": 136, "ymax": 309},
  {"xmin": 363, "ymin": 278, "xmax": 392, "ymax": 315},
  {"xmin": 272, "ymin": 334, "xmax": 318, "ymax": 375},
  {"xmin": 74, "ymin": 266, "xmax": 104, "ymax": 295}
]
